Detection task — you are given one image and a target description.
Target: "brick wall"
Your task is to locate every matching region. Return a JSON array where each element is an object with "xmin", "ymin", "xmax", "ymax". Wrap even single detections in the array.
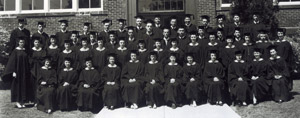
[
  {"xmin": 197, "ymin": 0, "xmax": 217, "ymax": 27},
  {"xmin": 276, "ymin": 8, "xmax": 300, "ymax": 27}
]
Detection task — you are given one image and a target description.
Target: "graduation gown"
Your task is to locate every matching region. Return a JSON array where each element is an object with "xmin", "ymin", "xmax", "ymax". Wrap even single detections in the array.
[
  {"xmin": 186, "ymin": 42, "xmax": 206, "ymax": 69},
  {"xmin": 240, "ymin": 43, "xmax": 256, "ymax": 62},
  {"xmin": 121, "ymin": 60, "xmax": 145, "ymax": 104},
  {"xmin": 57, "ymin": 50, "xmax": 78, "ymax": 72},
  {"xmin": 256, "ymin": 40, "xmax": 271, "ymax": 60},
  {"xmin": 116, "ymin": 29, "xmax": 128, "ymax": 39},
  {"xmin": 267, "ymin": 57, "xmax": 290, "ymax": 101},
  {"xmin": 2, "ymin": 48, "xmax": 34, "ymax": 103},
  {"xmin": 115, "ymin": 47, "xmax": 129, "ymax": 68},
  {"xmin": 164, "ymin": 63, "xmax": 183, "ymax": 104},
  {"xmin": 126, "ymin": 38, "xmax": 138, "ymax": 51},
  {"xmin": 134, "ymin": 27, "xmax": 146, "ymax": 40},
  {"xmin": 77, "ymin": 68, "xmax": 103, "ymax": 110},
  {"xmin": 203, "ymin": 60, "xmax": 225, "ymax": 103},
  {"xmin": 166, "ymin": 47, "xmax": 185, "ymax": 66},
  {"xmin": 46, "ymin": 46, "xmax": 60, "ymax": 69},
  {"xmin": 169, "ymin": 26, "xmax": 178, "ymax": 38},
  {"xmin": 36, "ymin": 67, "xmax": 57, "ymax": 111},
  {"xmin": 99, "ymin": 31, "xmax": 110, "ymax": 43},
  {"xmin": 101, "ymin": 65, "xmax": 122, "ymax": 107},
  {"xmin": 142, "ymin": 33, "xmax": 160, "ymax": 50},
  {"xmin": 56, "ymin": 31, "xmax": 71, "ymax": 48},
  {"xmin": 76, "ymin": 48, "xmax": 92, "ymax": 70},
  {"xmin": 248, "ymin": 58, "xmax": 269, "ymax": 100},
  {"xmin": 185, "ymin": 24, "xmax": 197, "ymax": 34},
  {"xmin": 138, "ymin": 49, "xmax": 149, "ymax": 64},
  {"xmin": 247, "ymin": 22, "xmax": 266, "ymax": 42},
  {"xmin": 228, "ymin": 60, "xmax": 250, "ymax": 101},
  {"xmin": 56, "ymin": 68, "xmax": 79, "ymax": 110},
  {"xmin": 8, "ymin": 28, "xmax": 31, "ymax": 53},
  {"xmin": 153, "ymin": 48, "xmax": 168, "ymax": 65},
  {"xmin": 177, "ymin": 35, "xmax": 189, "ymax": 50},
  {"xmin": 32, "ymin": 32, "xmax": 50, "ymax": 49},
  {"xmin": 220, "ymin": 45, "xmax": 238, "ymax": 68},
  {"xmin": 92, "ymin": 47, "xmax": 108, "ymax": 73},
  {"xmin": 144, "ymin": 61, "xmax": 165, "ymax": 106}
]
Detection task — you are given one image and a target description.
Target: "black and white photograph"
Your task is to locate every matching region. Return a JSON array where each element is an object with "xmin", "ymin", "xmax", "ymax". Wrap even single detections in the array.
[{"xmin": 0, "ymin": 0, "xmax": 300, "ymax": 118}]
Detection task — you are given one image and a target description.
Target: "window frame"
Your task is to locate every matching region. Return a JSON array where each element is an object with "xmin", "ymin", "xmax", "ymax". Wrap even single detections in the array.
[
  {"xmin": 137, "ymin": 0, "xmax": 185, "ymax": 13},
  {"xmin": 220, "ymin": 0, "xmax": 300, "ymax": 8}
]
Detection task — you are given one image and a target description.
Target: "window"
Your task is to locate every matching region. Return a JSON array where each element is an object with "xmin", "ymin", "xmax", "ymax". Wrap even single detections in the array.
[
  {"xmin": 79, "ymin": 0, "xmax": 101, "ymax": 8},
  {"xmin": 0, "ymin": 0, "xmax": 16, "ymax": 11},
  {"xmin": 22, "ymin": 0, "xmax": 44, "ymax": 10},
  {"xmin": 138, "ymin": 0, "xmax": 185, "ymax": 13},
  {"xmin": 50, "ymin": 0, "xmax": 72, "ymax": 9},
  {"xmin": 221, "ymin": 0, "xmax": 300, "ymax": 7}
]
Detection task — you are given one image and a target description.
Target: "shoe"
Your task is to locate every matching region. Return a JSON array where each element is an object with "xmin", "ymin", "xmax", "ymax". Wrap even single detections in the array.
[
  {"xmin": 46, "ymin": 109, "xmax": 52, "ymax": 114},
  {"xmin": 153, "ymin": 104, "xmax": 157, "ymax": 109},
  {"xmin": 130, "ymin": 104, "xmax": 134, "ymax": 109},
  {"xmin": 133, "ymin": 103, "xmax": 138, "ymax": 109},
  {"xmin": 171, "ymin": 103, "xmax": 176, "ymax": 109},
  {"xmin": 109, "ymin": 106, "xmax": 114, "ymax": 110},
  {"xmin": 242, "ymin": 102, "xmax": 247, "ymax": 106},
  {"xmin": 192, "ymin": 101, "xmax": 197, "ymax": 107},
  {"xmin": 218, "ymin": 101, "xmax": 223, "ymax": 106},
  {"xmin": 15, "ymin": 102, "xmax": 22, "ymax": 109},
  {"xmin": 278, "ymin": 99, "xmax": 283, "ymax": 103}
]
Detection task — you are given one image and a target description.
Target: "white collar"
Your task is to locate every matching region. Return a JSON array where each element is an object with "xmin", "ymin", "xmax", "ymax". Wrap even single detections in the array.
[
  {"xmin": 63, "ymin": 49, "xmax": 72, "ymax": 53},
  {"xmin": 208, "ymin": 60, "xmax": 219, "ymax": 63},
  {"xmin": 108, "ymin": 64, "xmax": 117, "ymax": 68},
  {"xmin": 85, "ymin": 67, "xmax": 95, "ymax": 70},
  {"xmin": 253, "ymin": 58, "xmax": 263, "ymax": 61},
  {"xmin": 80, "ymin": 47, "xmax": 90, "ymax": 51},
  {"xmin": 104, "ymin": 30, "xmax": 110, "ymax": 33},
  {"xmin": 41, "ymin": 66, "xmax": 51, "ymax": 70},
  {"xmin": 198, "ymin": 35, "xmax": 205, "ymax": 39},
  {"xmin": 171, "ymin": 26, "xmax": 176, "ymax": 29},
  {"xmin": 243, "ymin": 42, "xmax": 252, "ymax": 46},
  {"xmin": 18, "ymin": 27, "xmax": 24, "ymax": 31},
  {"xmin": 270, "ymin": 56, "xmax": 281, "ymax": 60},
  {"xmin": 146, "ymin": 31, "xmax": 153, "ymax": 36},
  {"xmin": 149, "ymin": 61, "xmax": 158, "ymax": 64},
  {"xmin": 254, "ymin": 20, "xmax": 260, "ymax": 24},
  {"xmin": 38, "ymin": 30, "xmax": 43, "ymax": 34},
  {"xmin": 16, "ymin": 47, "xmax": 25, "ymax": 50},
  {"xmin": 234, "ymin": 60, "xmax": 245, "ymax": 63},
  {"xmin": 32, "ymin": 47, "xmax": 42, "ymax": 51},
  {"xmin": 170, "ymin": 47, "xmax": 179, "ymax": 52},
  {"xmin": 137, "ymin": 26, "xmax": 143, "ymax": 30},
  {"xmin": 61, "ymin": 29, "xmax": 67, "ymax": 33},
  {"xmin": 49, "ymin": 45, "xmax": 58, "ymax": 49},
  {"xmin": 155, "ymin": 24, "xmax": 161, "ymax": 28},
  {"xmin": 63, "ymin": 68, "xmax": 73, "ymax": 71},
  {"xmin": 189, "ymin": 42, "xmax": 199, "ymax": 46},
  {"xmin": 129, "ymin": 60, "xmax": 139, "ymax": 63},
  {"xmin": 163, "ymin": 37, "xmax": 169, "ymax": 41},
  {"xmin": 96, "ymin": 47, "xmax": 105, "ymax": 51},
  {"xmin": 168, "ymin": 62, "xmax": 178, "ymax": 66},
  {"xmin": 178, "ymin": 35, "xmax": 186, "ymax": 39},
  {"xmin": 117, "ymin": 47, "xmax": 127, "ymax": 51},
  {"xmin": 139, "ymin": 48, "xmax": 147, "ymax": 52},
  {"xmin": 225, "ymin": 45, "xmax": 235, "ymax": 48},
  {"xmin": 208, "ymin": 42, "xmax": 218, "ymax": 46},
  {"xmin": 119, "ymin": 29, "xmax": 125, "ymax": 32},
  {"xmin": 154, "ymin": 48, "xmax": 163, "ymax": 52},
  {"xmin": 128, "ymin": 37, "xmax": 135, "ymax": 41},
  {"xmin": 256, "ymin": 40, "xmax": 268, "ymax": 43},
  {"xmin": 185, "ymin": 23, "xmax": 191, "ymax": 27},
  {"xmin": 187, "ymin": 62, "xmax": 196, "ymax": 66}
]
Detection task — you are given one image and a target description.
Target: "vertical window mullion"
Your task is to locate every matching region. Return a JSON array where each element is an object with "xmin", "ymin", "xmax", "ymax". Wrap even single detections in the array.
[
  {"xmin": 32, "ymin": 0, "xmax": 34, "ymax": 10},
  {"xmin": 4, "ymin": 0, "xmax": 6, "ymax": 11}
]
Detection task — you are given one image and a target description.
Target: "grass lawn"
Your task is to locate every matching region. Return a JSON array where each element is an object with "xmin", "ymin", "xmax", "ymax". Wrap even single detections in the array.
[{"xmin": 0, "ymin": 80, "xmax": 300, "ymax": 118}]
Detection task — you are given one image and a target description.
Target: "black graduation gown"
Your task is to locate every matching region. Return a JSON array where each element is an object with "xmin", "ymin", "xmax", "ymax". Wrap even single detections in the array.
[
  {"xmin": 126, "ymin": 38, "xmax": 138, "ymax": 51},
  {"xmin": 8, "ymin": 28, "xmax": 31, "ymax": 53},
  {"xmin": 92, "ymin": 47, "xmax": 108, "ymax": 73},
  {"xmin": 46, "ymin": 46, "xmax": 61, "ymax": 69},
  {"xmin": 57, "ymin": 50, "xmax": 78, "ymax": 72},
  {"xmin": 116, "ymin": 29, "xmax": 128, "ymax": 39},
  {"xmin": 240, "ymin": 43, "xmax": 256, "ymax": 63},
  {"xmin": 186, "ymin": 43, "xmax": 206, "ymax": 69},
  {"xmin": 275, "ymin": 40, "xmax": 295, "ymax": 70},
  {"xmin": 153, "ymin": 49, "xmax": 168, "ymax": 65},
  {"xmin": 164, "ymin": 63, "xmax": 183, "ymax": 104},
  {"xmin": 36, "ymin": 67, "xmax": 57, "ymax": 111},
  {"xmin": 101, "ymin": 65, "xmax": 122, "ymax": 107},
  {"xmin": 56, "ymin": 69, "xmax": 79, "ymax": 110},
  {"xmin": 205, "ymin": 42, "xmax": 221, "ymax": 61},
  {"xmin": 76, "ymin": 48, "xmax": 92, "ymax": 70},
  {"xmin": 166, "ymin": 48, "xmax": 185, "ymax": 66},
  {"xmin": 162, "ymin": 38, "xmax": 172, "ymax": 50},
  {"xmin": 248, "ymin": 59, "xmax": 269, "ymax": 100},
  {"xmin": 121, "ymin": 61, "xmax": 145, "ymax": 104},
  {"xmin": 77, "ymin": 68, "xmax": 103, "ymax": 110},
  {"xmin": 256, "ymin": 41, "xmax": 271, "ymax": 60},
  {"xmin": 142, "ymin": 33, "xmax": 160, "ymax": 50},
  {"xmin": 99, "ymin": 31, "xmax": 110, "ymax": 43},
  {"xmin": 183, "ymin": 63, "xmax": 204, "ymax": 102},
  {"xmin": 267, "ymin": 57, "xmax": 290, "ymax": 101},
  {"xmin": 170, "ymin": 26, "xmax": 178, "ymax": 38},
  {"xmin": 153, "ymin": 26, "xmax": 163, "ymax": 38},
  {"xmin": 115, "ymin": 48, "xmax": 129, "ymax": 68},
  {"xmin": 2, "ymin": 49, "xmax": 34, "ymax": 103},
  {"xmin": 185, "ymin": 24, "xmax": 197, "ymax": 34},
  {"xmin": 177, "ymin": 35, "xmax": 189, "ymax": 50},
  {"xmin": 247, "ymin": 22, "xmax": 266, "ymax": 42},
  {"xmin": 220, "ymin": 46, "xmax": 238, "ymax": 69},
  {"xmin": 138, "ymin": 49, "xmax": 149, "ymax": 64},
  {"xmin": 56, "ymin": 31, "xmax": 71, "ymax": 48},
  {"xmin": 203, "ymin": 61, "xmax": 226, "ymax": 103},
  {"xmin": 144, "ymin": 62, "xmax": 165, "ymax": 106},
  {"xmin": 105, "ymin": 41, "xmax": 118, "ymax": 54},
  {"xmin": 32, "ymin": 32, "xmax": 50, "ymax": 49},
  {"xmin": 228, "ymin": 61, "xmax": 250, "ymax": 102},
  {"xmin": 134, "ymin": 27, "xmax": 146, "ymax": 40}
]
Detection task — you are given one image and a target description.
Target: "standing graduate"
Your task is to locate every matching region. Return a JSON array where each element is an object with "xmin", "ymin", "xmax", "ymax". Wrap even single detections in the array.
[
  {"xmin": 92, "ymin": 38, "xmax": 108, "ymax": 73},
  {"xmin": 134, "ymin": 15, "xmax": 146, "ymax": 40},
  {"xmin": 121, "ymin": 50, "xmax": 145, "ymax": 109},
  {"xmin": 183, "ymin": 53, "xmax": 204, "ymax": 107},
  {"xmin": 31, "ymin": 21, "xmax": 49, "ymax": 49},
  {"xmin": 186, "ymin": 31, "xmax": 206, "ymax": 69},
  {"xmin": 228, "ymin": 13, "xmax": 245, "ymax": 36},
  {"xmin": 203, "ymin": 50, "xmax": 226, "ymax": 105},
  {"xmin": 144, "ymin": 52, "xmax": 165, "ymax": 108},
  {"xmin": 161, "ymin": 27, "xmax": 172, "ymax": 50},
  {"xmin": 215, "ymin": 14, "xmax": 229, "ymax": 37},
  {"xmin": 79, "ymin": 22, "xmax": 91, "ymax": 42},
  {"xmin": 240, "ymin": 33, "xmax": 256, "ymax": 62},
  {"xmin": 248, "ymin": 48, "xmax": 269, "ymax": 105},
  {"xmin": 197, "ymin": 26, "xmax": 209, "ymax": 44},
  {"xmin": 256, "ymin": 29, "xmax": 271, "ymax": 60},
  {"xmin": 8, "ymin": 18, "xmax": 31, "ymax": 53},
  {"xmin": 77, "ymin": 57, "xmax": 103, "ymax": 112},
  {"xmin": 153, "ymin": 14, "xmax": 163, "ymax": 38},
  {"xmin": 101, "ymin": 54, "xmax": 122, "ymax": 110},
  {"xmin": 176, "ymin": 26, "xmax": 189, "ymax": 50},
  {"xmin": 164, "ymin": 53, "xmax": 184, "ymax": 109},
  {"xmin": 70, "ymin": 30, "xmax": 81, "ymax": 51},
  {"xmin": 200, "ymin": 15, "xmax": 213, "ymax": 35},
  {"xmin": 248, "ymin": 12, "xmax": 267, "ymax": 42},
  {"xmin": 137, "ymin": 40, "xmax": 149, "ymax": 64},
  {"xmin": 76, "ymin": 37, "xmax": 92, "ymax": 70},
  {"xmin": 205, "ymin": 32, "xmax": 221, "ymax": 61},
  {"xmin": 57, "ymin": 40, "xmax": 77, "ymax": 72},
  {"xmin": 233, "ymin": 27, "xmax": 244, "ymax": 49},
  {"xmin": 220, "ymin": 36, "xmax": 237, "ymax": 69},
  {"xmin": 184, "ymin": 14, "xmax": 197, "ymax": 34},
  {"xmin": 88, "ymin": 31, "xmax": 98, "ymax": 49},
  {"xmin": 166, "ymin": 38, "xmax": 185, "ymax": 66},
  {"xmin": 116, "ymin": 19, "xmax": 128, "ymax": 39},
  {"xmin": 56, "ymin": 20, "xmax": 71, "ymax": 48},
  {"xmin": 115, "ymin": 38, "xmax": 129, "ymax": 68},
  {"xmin": 216, "ymin": 28, "xmax": 226, "ymax": 46},
  {"xmin": 169, "ymin": 16, "xmax": 178, "ymax": 38},
  {"xmin": 99, "ymin": 19, "xmax": 112, "ymax": 43},
  {"xmin": 105, "ymin": 31, "xmax": 118, "ymax": 53},
  {"xmin": 153, "ymin": 38, "xmax": 168, "ymax": 65},
  {"xmin": 267, "ymin": 45, "xmax": 290, "ymax": 103},
  {"xmin": 36, "ymin": 57, "xmax": 57, "ymax": 114},
  {"xmin": 46, "ymin": 35, "xmax": 60, "ymax": 70},
  {"xmin": 126, "ymin": 26, "xmax": 138, "ymax": 51},
  {"xmin": 228, "ymin": 50, "xmax": 250, "ymax": 106},
  {"xmin": 2, "ymin": 37, "xmax": 34, "ymax": 108},
  {"xmin": 142, "ymin": 19, "xmax": 160, "ymax": 50},
  {"xmin": 56, "ymin": 57, "xmax": 79, "ymax": 111}
]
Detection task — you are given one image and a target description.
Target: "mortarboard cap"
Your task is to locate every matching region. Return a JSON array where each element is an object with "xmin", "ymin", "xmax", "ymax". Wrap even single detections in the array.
[
  {"xmin": 50, "ymin": 35, "xmax": 56, "ymax": 39},
  {"xmin": 201, "ymin": 15, "xmax": 210, "ymax": 21},
  {"xmin": 149, "ymin": 51, "xmax": 158, "ymax": 56},
  {"xmin": 189, "ymin": 31, "xmax": 198, "ymax": 35},
  {"xmin": 64, "ymin": 39, "xmax": 72, "ymax": 44},
  {"xmin": 71, "ymin": 30, "xmax": 79, "ymax": 35},
  {"xmin": 209, "ymin": 50, "xmax": 219, "ymax": 54},
  {"xmin": 138, "ymin": 40, "xmax": 145, "ymax": 44},
  {"xmin": 217, "ymin": 28, "xmax": 224, "ymax": 31},
  {"xmin": 185, "ymin": 52, "xmax": 194, "ymax": 58},
  {"xmin": 170, "ymin": 38, "xmax": 178, "ymax": 43},
  {"xmin": 107, "ymin": 53, "xmax": 117, "ymax": 58},
  {"xmin": 102, "ymin": 19, "xmax": 112, "ymax": 24},
  {"xmin": 216, "ymin": 14, "xmax": 226, "ymax": 19},
  {"xmin": 144, "ymin": 19, "xmax": 154, "ymax": 24},
  {"xmin": 253, "ymin": 48, "xmax": 262, "ymax": 53},
  {"xmin": 267, "ymin": 45, "xmax": 277, "ymax": 51},
  {"xmin": 185, "ymin": 14, "xmax": 194, "ymax": 19},
  {"xmin": 37, "ymin": 21, "xmax": 45, "ymax": 27},
  {"xmin": 64, "ymin": 57, "xmax": 73, "ymax": 62},
  {"xmin": 130, "ymin": 50, "xmax": 138, "ymax": 54},
  {"xmin": 235, "ymin": 50, "xmax": 242, "ymax": 55},
  {"xmin": 81, "ymin": 37, "xmax": 88, "ymax": 42},
  {"xmin": 154, "ymin": 38, "xmax": 162, "ymax": 42},
  {"xmin": 18, "ymin": 18, "xmax": 26, "ymax": 23},
  {"xmin": 244, "ymin": 32, "xmax": 251, "ymax": 36},
  {"xmin": 84, "ymin": 22, "xmax": 91, "ymax": 27},
  {"xmin": 134, "ymin": 15, "xmax": 145, "ymax": 19},
  {"xmin": 226, "ymin": 35, "xmax": 234, "ymax": 39},
  {"xmin": 170, "ymin": 15, "xmax": 177, "ymax": 20},
  {"xmin": 234, "ymin": 27, "xmax": 241, "ymax": 31},
  {"xmin": 258, "ymin": 29, "xmax": 268, "ymax": 34},
  {"xmin": 117, "ymin": 19, "xmax": 126, "ymax": 23},
  {"xmin": 276, "ymin": 28, "xmax": 286, "ymax": 33},
  {"xmin": 108, "ymin": 30, "xmax": 116, "ymax": 35},
  {"xmin": 198, "ymin": 26, "xmax": 205, "ymax": 29},
  {"xmin": 154, "ymin": 14, "xmax": 161, "ymax": 18},
  {"xmin": 90, "ymin": 31, "xmax": 97, "ymax": 36}
]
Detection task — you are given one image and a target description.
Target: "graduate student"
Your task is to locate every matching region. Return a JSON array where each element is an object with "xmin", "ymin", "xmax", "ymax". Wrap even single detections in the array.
[
  {"xmin": 121, "ymin": 50, "xmax": 145, "ymax": 109},
  {"xmin": 240, "ymin": 33, "xmax": 256, "ymax": 62},
  {"xmin": 183, "ymin": 53, "xmax": 204, "ymax": 107},
  {"xmin": 153, "ymin": 38, "xmax": 168, "ymax": 65},
  {"xmin": 126, "ymin": 26, "xmax": 138, "ymax": 51},
  {"xmin": 88, "ymin": 31, "xmax": 98, "ymax": 49},
  {"xmin": 200, "ymin": 15, "xmax": 213, "ymax": 34},
  {"xmin": 161, "ymin": 27, "xmax": 172, "ymax": 50},
  {"xmin": 56, "ymin": 57, "xmax": 79, "ymax": 111},
  {"xmin": 153, "ymin": 14, "xmax": 163, "ymax": 38},
  {"xmin": 36, "ymin": 57, "xmax": 57, "ymax": 114},
  {"xmin": 142, "ymin": 19, "xmax": 160, "ymax": 50},
  {"xmin": 203, "ymin": 50, "xmax": 225, "ymax": 105},
  {"xmin": 134, "ymin": 15, "xmax": 146, "ymax": 40},
  {"xmin": 70, "ymin": 30, "xmax": 81, "ymax": 51},
  {"xmin": 144, "ymin": 51, "xmax": 165, "ymax": 108},
  {"xmin": 186, "ymin": 31, "xmax": 206, "ymax": 69},
  {"xmin": 8, "ymin": 18, "xmax": 31, "ymax": 53},
  {"xmin": 176, "ymin": 25, "xmax": 189, "ymax": 50},
  {"xmin": 167, "ymin": 38, "xmax": 184, "ymax": 66},
  {"xmin": 228, "ymin": 50, "xmax": 250, "ymax": 106},
  {"xmin": 105, "ymin": 31, "xmax": 118, "ymax": 53},
  {"xmin": 116, "ymin": 19, "xmax": 128, "ymax": 39},
  {"xmin": 57, "ymin": 40, "xmax": 77, "ymax": 72},
  {"xmin": 92, "ymin": 37, "xmax": 108, "ymax": 73},
  {"xmin": 184, "ymin": 14, "xmax": 197, "ymax": 34},
  {"xmin": 101, "ymin": 53, "xmax": 122, "ymax": 110},
  {"xmin": 31, "ymin": 21, "xmax": 49, "ymax": 49},
  {"xmin": 80, "ymin": 22, "xmax": 91, "ymax": 41},
  {"xmin": 164, "ymin": 53, "xmax": 184, "ymax": 109},
  {"xmin": 76, "ymin": 37, "xmax": 92, "ymax": 70},
  {"xmin": 77, "ymin": 57, "xmax": 103, "ymax": 112},
  {"xmin": 137, "ymin": 40, "xmax": 149, "ymax": 64},
  {"xmin": 267, "ymin": 45, "xmax": 290, "ymax": 103},
  {"xmin": 115, "ymin": 38, "xmax": 129, "ymax": 68},
  {"xmin": 169, "ymin": 15, "xmax": 178, "ymax": 38},
  {"xmin": 99, "ymin": 19, "xmax": 112, "ymax": 43},
  {"xmin": 248, "ymin": 48, "xmax": 269, "ymax": 105},
  {"xmin": 46, "ymin": 35, "xmax": 60, "ymax": 70},
  {"xmin": 256, "ymin": 29, "xmax": 271, "ymax": 60},
  {"xmin": 56, "ymin": 20, "xmax": 71, "ymax": 48},
  {"xmin": 2, "ymin": 37, "xmax": 34, "ymax": 108},
  {"xmin": 215, "ymin": 14, "xmax": 229, "ymax": 37},
  {"xmin": 220, "ymin": 35, "xmax": 237, "ymax": 69}
]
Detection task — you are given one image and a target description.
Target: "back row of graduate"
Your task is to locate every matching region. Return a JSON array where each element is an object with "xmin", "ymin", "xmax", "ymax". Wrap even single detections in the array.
[{"xmin": 3, "ymin": 12, "xmax": 295, "ymax": 113}]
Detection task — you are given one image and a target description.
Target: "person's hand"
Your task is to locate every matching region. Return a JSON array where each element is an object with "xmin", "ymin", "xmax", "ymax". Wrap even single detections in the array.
[
  {"xmin": 251, "ymin": 76, "xmax": 257, "ymax": 80},
  {"xmin": 12, "ymin": 72, "xmax": 16, "ymax": 78},
  {"xmin": 170, "ymin": 78, "xmax": 175, "ymax": 83},
  {"xmin": 83, "ymin": 84, "xmax": 90, "ymax": 88},
  {"xmin": 190, "ymin": 78, "xmax": 195, "ymax": 82},
  {"xmin": 150, "ymin": 79, "xmax": 156, "ymax": 84},
  {"xmin": 132, "ymin": 78, "xmax": 136, "ymax": 82},
  {"xmin": 238, "ymin": 77, "xmax": 243, "ymax": 81},
  {"xmin": 111, "ymin": 82, "xmax": 115, "ymax": 85},
  {"xmin": 107, "ymin": 82, "xmax": 111, "ymax": 85},
  {"xmin": 63, "ymin": 82, "xmax": 69, "ymax": 86},
  {"xmin": 129, "ymin": 79, "xmax": 133, "ymax": 83},
  {"xmin": 213, "ymin": 77, "xmax": 219, "ymax": 82},
  {"xmin": 41, "ymin": 81, "xmax": 47, "ymax": 85},
  {"xmin": 294, "ymin": 69, "xmax": 298, "ymax": 73}
]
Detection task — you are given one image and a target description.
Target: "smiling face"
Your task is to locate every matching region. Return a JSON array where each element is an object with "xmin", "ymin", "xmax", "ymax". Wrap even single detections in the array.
[
  {"xmin": 253, "ymin": 51, "xmax": 261, "ymax": 59},
  {"xmin": 235, "ymin": 54, "xmax": 242, "ymax": 60},
  {"xmin": 60, "ymin": 23, "xmax": 67, "ymax": 30},
  {"xmin": 169, "ymin": 55, "xmax": 176, "ymax": 63},
  {"xmin": 150, "ymin": 54, "xmax": 157, "ymax": 61},
  {"xmin": 108, "ymin": 56, "xmax": 115, "ymax": 65},
  {"xmin": 190, "ymin": 34, "xmax": 197, "ymax": 42},
  {"xmin": 18, "ymin": 40, "xmax": 25, "ymax": 48},
  {"xmin": 33, "ymin": 39, "xmax": 40, "ymax": 48},
  {"xmin": 154, "ymin": 17, "xmax": 160, "ymax": 24},
  {"xmin": 44, "ymin": 60, "xmax": 51, "ymax": 67},
  {"xmin": 187, "ymin": 56, "xmax": 193, "ymax": 64},
  {"xmin": 85, "ymin": 60, "xmax": 92, "ymax": 68},
  {"xmin": 64, "ymin": 60, "xmax": 71, "ymax": 68},
  {"xmin": 136, "ymin": 18, "xmax": 143, "ymax": 27},
  {"xmin": 270, "ymin": 49, "xmax": 277, "ymax": 56},
  {"xmin": 130, "ymin": 53, "xmax": 137, "ymax": 61}
]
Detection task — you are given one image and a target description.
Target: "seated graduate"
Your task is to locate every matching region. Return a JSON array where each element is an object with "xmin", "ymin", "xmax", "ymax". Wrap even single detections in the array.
[
  {"xmin": 36, "ymin": 56, "xmax": 57, "ymax": 114},
  {"xmin": 203, "ymin": 50, "xmax": 225, "ymax": 105},
  {"xmin": 240, "ymin": 33, "xmax": 255, "ymax": 62},
  {"xmin": 220, "ymin": 35, "xmax": 237, "ymax": 69},
  {"xmin": 267, "ymin": 45, "xmax": 290, "ymax": 103},
  {"xmin": 186, "ymin": 31, "xmax": 206, "ymax": 69},
  {"xmin": 164, "ymin": 53, "xmax": 184, "ymax": 109},
  {"xmin": 77, "ymin": 57, "xmax": 103, "ymax": 112},
  {"xmin": 121, "ymin": 50, "xmax": 145, "ymax": 109},
  {"xmin": 46, "ymin": 35, "xmax": 60, "ymax": 70},
  {"xmin": 92, "ymin": 37, "xmax": 108, "ymax": 73},
  {"xmin": 115, "ymin": 37, "xmax": 129, "ymax": 68},
  {"xmin": 248, "ymin": 48, "xmax": 269, "ymax": 105},
  {"xmin": 166, "ymin": 38, "xmax": 184, "ymax": 66},
  {"xmin": 144, "ymin": 51, "xmax": 165, "ymax": 109},
  {"xmin": 183, "ymin": 53, "xmax": 204, "ymax": 107},
  {"xmin": 137, "ymin": 40, "xmax": 149, "ymax": 64},
  {"xmin": 216, "ymin": 28, "xmax": 226, "ymax": 46},
  {"xmin": 56, "ymin": 57, "xmax": 79, "ymax": 111},
  {"xmin": 57, "ymin": 40, "xmax": 77, "ymax": 72},
  {"xmin": 76, "ymin": 37, "xmax": 92, "ymax": 71},
  {"xmin": 101, "ymin": 53, "xmax": 122, "ymax": 110},
  {"xmin": 228, "ymin": 50, "xmax": 250, "ymax": 106}
]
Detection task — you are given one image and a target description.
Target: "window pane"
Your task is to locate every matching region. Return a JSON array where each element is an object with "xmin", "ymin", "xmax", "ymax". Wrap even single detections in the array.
[
  {"xmin": 222, "ymin": 0, "xmax": 233, "ymax": 4},
  {"xmin": 5, "ymin": 0, "xmax": 15, "ymax": 11},
  {"xmin": 91, "ymin": 0, "xmax": 101, "ymax": 8},
  {"xmin": 79, "ymin": 0, "xmax": 89, "ymax": 8},
  {"xmin": 138, "ymin": 0, "xmax": 184, "ymax": 12},
  {"xmin": 50, "ymin": 0, "xmax": 60, "ymax": 9},
  {"xmin": 62, "ymin": 0, "xmax": 72, "ymax": 9},
  {"xmin": 22, "ymin": 0, "xmax": 32, "ymax": 10},
  {"xmin": 0, "ymin": 0, "xmax": 4, "ymax": 11},
  {"xmin": 177, "ymin": 0, "xmax": 183, "ymax": 10},
  {"xmin": 34, "ymin": 0, "xmax": 44, "ymax": 10}
]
